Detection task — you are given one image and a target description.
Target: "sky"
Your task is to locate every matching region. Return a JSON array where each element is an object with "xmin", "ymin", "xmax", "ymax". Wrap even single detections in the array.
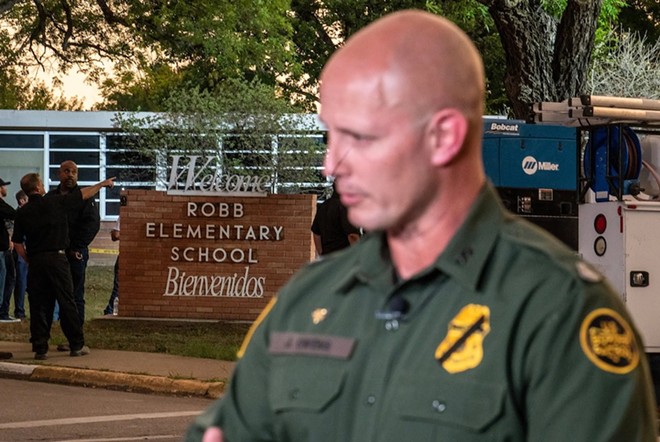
[
  {"xmin": 60, "ymin": 70, "xmax": 103, "ymax": 109},
  {"xmin": 34, "ymin": 64, "xmax": 103, "ymax": 109}
]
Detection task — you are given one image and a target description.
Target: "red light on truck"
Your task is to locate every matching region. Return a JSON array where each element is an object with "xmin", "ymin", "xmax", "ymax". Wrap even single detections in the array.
[{"xmin": 594, "ymin": 214, "xmax": 607, "ymax": 234}]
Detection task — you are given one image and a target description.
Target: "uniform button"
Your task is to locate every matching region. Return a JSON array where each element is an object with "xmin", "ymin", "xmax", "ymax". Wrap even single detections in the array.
[
  {"xmin": 432, "ymin": 400, "xmax": 446, "ymax": 413},
  {"xmin": 289, "ymin": 389, "xmax": 300, "ymax": 400},
  {"xmin": 385, "ymin": 319, "xmax": 399, "ymax": 331},
  {"xmin": 366, "ymin": 395, "xmax": 377, "ymax": 406}
]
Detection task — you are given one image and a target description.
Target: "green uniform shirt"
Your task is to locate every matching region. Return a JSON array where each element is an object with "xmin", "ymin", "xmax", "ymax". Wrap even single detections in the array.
[{"xmin": 188, "ymin": 184, "xmax": 657, "ymax": 441}]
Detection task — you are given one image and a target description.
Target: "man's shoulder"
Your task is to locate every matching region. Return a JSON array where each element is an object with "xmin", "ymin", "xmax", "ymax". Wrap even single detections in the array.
[
  {"xmin": 0, "ymin": 198, "xmax": 17, "ymax": 216},
  {"xmin": 46, "ymin": 186, "xmax": 62, "ymax": 196},
  {"xmin": 500, "ymin": 215, "xmax": 573, "ymax": 260},
  {"xmin": 496, "ymin": 216, "xmax": 610, "ymax": 294},
  {"xmin": 281, "ymin": 237, "xmax": 371, "ymax": 296}
]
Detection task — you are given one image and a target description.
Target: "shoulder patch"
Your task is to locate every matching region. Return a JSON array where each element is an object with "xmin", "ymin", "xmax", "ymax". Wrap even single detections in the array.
[{"xmin": 579, "ymin": 308, "xmax": 639, "ymax": 374}]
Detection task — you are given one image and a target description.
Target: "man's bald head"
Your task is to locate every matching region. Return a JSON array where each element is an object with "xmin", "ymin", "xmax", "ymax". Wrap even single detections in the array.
[
  {"xmin": 58, "ymin": 160, "xmax": 79, "ymax": 192},
  {"xmin": 321, "ymin": 10, "xmax": 485, "ymax": 143}
]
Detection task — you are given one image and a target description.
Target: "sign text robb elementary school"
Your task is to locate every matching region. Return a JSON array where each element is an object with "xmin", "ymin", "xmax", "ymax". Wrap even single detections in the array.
[{"xmin": 148, "ymin": 155, "xmax": 285, "ymax": 298}]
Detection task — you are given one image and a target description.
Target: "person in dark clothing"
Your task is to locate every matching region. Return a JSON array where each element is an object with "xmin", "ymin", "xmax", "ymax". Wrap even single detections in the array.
[
  {"xmin": 311, "ymin": 182, "xmax": 361, "ymax": 256},
  {"xmin": 48, "ymin": 160, "xmax": 100, "ymax": 327},
  {"xmin": 12, "ymin": 173, "xmax": 114, "ymax": 360},
  {"xmin": 1, "ymin": 241, "xmax": 16, "ymax": 320},
  {"xmin": 10, "ymin": 190, "xmax": 28, "ymax": 319},
  {"xmin": 103, "ymin": 217, "xmax": 120, "ymax": 315},
  {"xmin": 1, "ymin": 190, "xmax": 27, "ymax": 321},
  {"xmin": 0, "ymin": 177, "xmax": 17, "ymax": 322}
]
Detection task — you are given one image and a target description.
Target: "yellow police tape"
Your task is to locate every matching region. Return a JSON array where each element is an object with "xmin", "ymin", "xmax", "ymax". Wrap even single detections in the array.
[{"xmin": 90, "ymin": 248, "xmax": 119, "ymax": 255}]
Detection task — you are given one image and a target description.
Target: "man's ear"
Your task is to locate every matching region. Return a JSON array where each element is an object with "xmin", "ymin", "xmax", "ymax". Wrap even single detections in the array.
[{"xmin": 427, "ymin": 109, "xmax": 468, "ymax": 167}]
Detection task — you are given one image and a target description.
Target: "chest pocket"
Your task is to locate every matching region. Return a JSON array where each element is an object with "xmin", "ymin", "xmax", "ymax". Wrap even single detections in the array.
[
  {"xmin": 395, "ymin": 373, "xmax": 505, "ymax": 432},
  {"xmin": 269, "ymin": 358, "xmax": 346, "ymax": 413}
]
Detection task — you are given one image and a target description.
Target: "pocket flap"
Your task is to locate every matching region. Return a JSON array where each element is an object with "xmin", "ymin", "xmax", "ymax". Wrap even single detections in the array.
[
  {"xmin": 270, "ymin": 360, "xmax": 346, "ymax": 412},
  {"xmin": 396, "ymin": 375, "xmax": 505, "ymax": 432}
]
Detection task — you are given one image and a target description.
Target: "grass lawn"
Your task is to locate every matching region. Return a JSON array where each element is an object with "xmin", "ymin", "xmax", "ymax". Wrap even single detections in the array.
[{"xmin": 0, "ymin": 266, "xmax": 251, "ymax": 361}]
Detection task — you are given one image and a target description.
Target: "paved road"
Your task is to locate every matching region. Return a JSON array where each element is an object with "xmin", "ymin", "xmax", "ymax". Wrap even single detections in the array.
[{"xmin": 0, "ymin": 378, "xmax": 214, "ymax": 441}]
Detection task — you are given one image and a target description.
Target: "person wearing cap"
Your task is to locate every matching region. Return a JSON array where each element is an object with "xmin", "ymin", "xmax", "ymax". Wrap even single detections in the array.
[
  {"xmin": 12, "ymin": 173, "xmax": 114, "ymax": 360},
  {"xmin": 186, "ymin": 10, "xmax": 656, "ymax": 442},
  {"xmin": 0, "ymin": 177, "xmax": 17, "ymax": 323}
]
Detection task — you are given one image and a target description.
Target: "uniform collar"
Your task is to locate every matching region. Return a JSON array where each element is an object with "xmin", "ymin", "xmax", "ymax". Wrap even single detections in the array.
[
  {"xmin": 335, "ymin": 183, "xmax": 506, "ymax": 295},
  {"xmin": 53, "ymin": 184, "xmax": 80, "ymax": 194},
  {"xmin": 433, "ymin": 183, "xmax": 506, "ymax": 292}
]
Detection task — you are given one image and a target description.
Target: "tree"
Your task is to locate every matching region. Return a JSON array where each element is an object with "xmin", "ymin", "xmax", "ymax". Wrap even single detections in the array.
[
  {"xmin": 95, "ymin": 63, "xmax": 185, "ymax": 111},
  {"xmin": 287, "ymin": 0, "xmax": 426, "ymax": 106},
  {"xmin": 287, "ymin": 0, "xmax": 626, "ymax": 118},
  {"xmin": 2, "ymin": 0, "xmax": 509, "ymax": 112},
  {"xmin": 113, "ymin": 79, "xmax": 326, "ymax": 194},
  {"xmin": 0, "ymin": 66, "xmax": 83, "ymax": 110},
  {"xmin": 1, "ymin": 0, "xmax": 632, "ymax": 118},
  {"xmin": 474, "ymin": 0, "xmax": 598, "ymax": 117},
  {"xmin": 0, "ymin": 0, "xmax": 298, "ymax": 110}
]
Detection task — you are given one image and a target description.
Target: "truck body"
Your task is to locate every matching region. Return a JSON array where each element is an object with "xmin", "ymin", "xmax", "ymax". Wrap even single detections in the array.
[{"xmin": 482, "ymin": 110, "xmax": 660, "ymax": 351}]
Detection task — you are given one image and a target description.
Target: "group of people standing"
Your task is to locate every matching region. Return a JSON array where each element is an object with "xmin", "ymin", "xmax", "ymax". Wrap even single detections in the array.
[{"xmin": 0, "ymin": 162, "xmax": 115, "ymax": 360}]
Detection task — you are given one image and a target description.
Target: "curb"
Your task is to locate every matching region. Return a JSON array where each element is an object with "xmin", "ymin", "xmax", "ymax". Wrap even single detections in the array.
[{"xmin": 0, "ymin": 362, "xmax": 225, "ymax": 398}]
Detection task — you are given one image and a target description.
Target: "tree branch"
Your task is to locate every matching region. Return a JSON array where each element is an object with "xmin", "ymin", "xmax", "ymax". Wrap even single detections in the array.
[
  {"xmin": 95, "ymin": 0, "xmax": 129, "ymax": 26},
  {"xmin": 60, "ymin": 0, "xmax": 73, "ymax": 50},
  {"xmin": 29, "ymin": 0, "xmax": 47, "ymax": 44}
]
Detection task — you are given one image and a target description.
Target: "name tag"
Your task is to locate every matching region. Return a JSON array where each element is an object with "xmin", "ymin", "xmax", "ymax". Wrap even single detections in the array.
[{"xmin": 269, "ymin": 332, "xmax": 355, "ymax": 359}]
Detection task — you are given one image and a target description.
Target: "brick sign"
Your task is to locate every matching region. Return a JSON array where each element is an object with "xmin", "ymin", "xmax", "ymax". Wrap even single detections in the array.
[{"xmin": 118, "ymin": 190, "xmax": 316, "ymax": 320}]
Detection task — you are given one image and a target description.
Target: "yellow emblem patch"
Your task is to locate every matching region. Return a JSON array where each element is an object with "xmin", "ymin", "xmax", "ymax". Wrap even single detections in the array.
[
  {"xmin": 579, "ymin": 308, "xmax": 639, "ymax": 374},
  {"xmin": 435, "ymin": 304, "xmax": 491, "ymax": 374}
]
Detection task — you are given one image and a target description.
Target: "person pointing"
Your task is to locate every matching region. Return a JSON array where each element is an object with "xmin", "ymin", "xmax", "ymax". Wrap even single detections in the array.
[{"xmin": 12, "ymin": 173, "xmax": 115, "ymax": 360}]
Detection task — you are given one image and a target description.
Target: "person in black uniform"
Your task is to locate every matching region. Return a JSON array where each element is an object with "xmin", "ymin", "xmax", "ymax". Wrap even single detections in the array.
[
  {"xmin": 311, "ymin": 182, "xmax": 361, "ymax": 256},
  {"xmin": 48, "ymin": 160, "xmax": 101, "ymax": 327},
  {"xmin": 12, "ymin": 173, "xmax": 114, "ymax": 360},
  {"xmin": 0, "ymin": 177, "xmax": 16, "ymax": 322}
]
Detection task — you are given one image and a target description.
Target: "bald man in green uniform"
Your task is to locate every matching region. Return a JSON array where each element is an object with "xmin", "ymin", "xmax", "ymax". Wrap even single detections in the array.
[{"xmin": 187, "ymin": 10, "xmax": 657, "ymax": 442}]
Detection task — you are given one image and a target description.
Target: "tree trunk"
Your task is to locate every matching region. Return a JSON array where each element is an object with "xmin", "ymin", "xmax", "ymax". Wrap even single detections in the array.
[{"xmin": 478, "ymin": 0, "xmax": 603, "ymax": 118}]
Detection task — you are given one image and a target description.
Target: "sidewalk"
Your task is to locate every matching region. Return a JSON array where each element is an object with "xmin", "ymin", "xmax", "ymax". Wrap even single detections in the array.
[{"xmin": 0, "ymin": 340, "xmax": 235, "ymax": 399}]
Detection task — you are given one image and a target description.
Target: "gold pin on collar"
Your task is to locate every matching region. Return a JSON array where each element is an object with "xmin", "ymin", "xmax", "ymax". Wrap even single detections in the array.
[{"xmin": 312, "ymin": 308, "xmax": 328, "ymax": 324}]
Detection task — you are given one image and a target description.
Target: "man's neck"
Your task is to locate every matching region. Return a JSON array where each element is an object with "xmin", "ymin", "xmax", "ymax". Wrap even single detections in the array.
[{"xmin": 388, "ymin": 178, "xmax": 483, "ymax": 280}]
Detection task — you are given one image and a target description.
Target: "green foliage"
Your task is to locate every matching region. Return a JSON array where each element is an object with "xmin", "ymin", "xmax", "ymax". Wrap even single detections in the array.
[
  {"xmin": 113, "ymin": 79, "xmax": 326, "ymax": 193},
  {"xmin": 0, "ymin": 0, "xmax": 649, "ymax": 115},
  {"xmin": 595, "ymin": 0, "xmax": 627, "ymax": 45},
  {"xmin": 288, "ymin": 0, "xmax": 429, "ymax": 109},
  {"xmin": 0, "ymin": 67, "xmax": 84, "ymax": 110},
  {"xmin": 119, "ymin": 0, "xmax": 297, "ymax": 93},
  {"xmin": 1, "ymin": 0, "xmax": 299, "ymax": 110},
  {"xmin": 96, "ymin": 64, "xmax": 185, "ymax": 111},
  {"xmin": 430, "ymin": 1, "xmax": 507, "ymax": 114}
]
